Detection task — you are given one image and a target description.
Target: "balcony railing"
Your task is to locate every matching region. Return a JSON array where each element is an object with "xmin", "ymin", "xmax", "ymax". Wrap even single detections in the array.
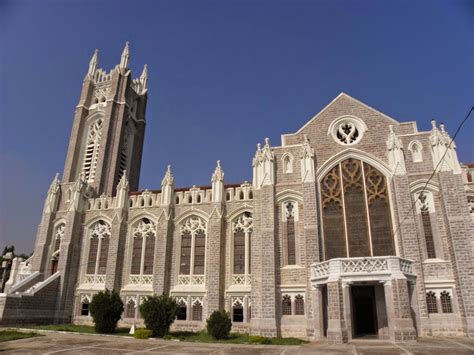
[
  {"xmin": 129, "ymin": 275, "xmax": 153, "ymax": 286},
  {"xmin": 310, "ymin": 256, "xmax": 414, "ymax": 282},
  {"xmin": 177, "ymin": 275, "xmax": 205, "ymax": 286},
  {"xmin": 232, "ymin": 274, "xmax": 251, "ymax": 286},
  {"xmin": 83, "ymin": 274, "xmax": 106, "ymax": 285}
]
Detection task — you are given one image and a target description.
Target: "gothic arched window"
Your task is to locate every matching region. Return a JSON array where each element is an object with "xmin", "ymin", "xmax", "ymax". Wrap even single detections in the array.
[
  {"xmin": 82, "ymin": 118, "xmax": 103, "ymax": 183},
  {"xmin": 125, "ymin": 298, "xmax": 136, "ymax": 318},
  {"xmin": 320, "ymin": 158, "xmax": 394, "ymax": 259},
  {"xmin": 282, "ymin": 153, "xmax": 293, "ymax": 173},
  {"xmin": 130, "ymin": 218, "xmax": 156, "ymax": 275},
  {"xmin": 86, "ymin": 220, "xmax": 111, "ymax": 275},
  {"xmin": 179, "ymin": 217, "xmax": 207, "ymax": 276},
  {"xmin": 192, "ymin": 299, "xmax": 203, "ymax": 321},
  {"xmin": 408, "ymin": 140, "xmax": 423, "ymax": 163},
  {"xmin": 282, "ymin": 295, "xmax": 292, "ymax": 315},
  {"xmin": 415, "ymin": 190, "xmax": 439, "ymax": 259},
  {"xmin": 294, "ymin": 294, "xmax": 305, "ymax": 315},
  {"xmin": 283, "ymin": 202, "xmax": 297, "ymax": 265},
  {"xmin": 426, "ymin": 291, "xmax": 438, "ymax": 314},
  {"xmin": 232, "ymin": 212, "xmax": 253, "ymax": 279},
  {"xmin": 440, "ymin": 291, "xmax": 453, "ymax": 313}
]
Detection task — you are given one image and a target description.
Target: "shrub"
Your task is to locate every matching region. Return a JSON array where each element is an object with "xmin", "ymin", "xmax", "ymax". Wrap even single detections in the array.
[
  {"xmin": 133, "ymin": 328, "xmax": 152, "ymax": 339},
  {"xmin": 250, "ymin": 335, "xmax": 271, "ymax": 344},
  {"xmin": 89, "ymin": 289, "xmax": 124, "ymax": 334},
  {"xmin": 139, "ymin": 294, "xmax": 179, "ymax": 337},
  {"xmin": 206, "ymin": 310, "xmax": 232, "ymax": 340}
]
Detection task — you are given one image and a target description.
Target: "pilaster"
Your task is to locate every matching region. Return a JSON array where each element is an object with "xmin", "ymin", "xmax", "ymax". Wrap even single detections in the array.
[{"xmin": 326, "ymin": 280, "xmax": 348, "ymax": 344}]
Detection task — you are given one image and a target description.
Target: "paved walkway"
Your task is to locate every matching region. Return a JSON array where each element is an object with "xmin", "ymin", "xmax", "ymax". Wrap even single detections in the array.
[{"xmin": 1, "ymin": 330, "xmax": 474, "ymax": 354}]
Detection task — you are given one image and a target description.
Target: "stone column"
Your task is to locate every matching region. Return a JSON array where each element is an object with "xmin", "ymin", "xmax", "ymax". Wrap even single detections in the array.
[
  {"xmin": 250, "ymin": 139, "xmax": 278, "ymax": 337},
  {"xmin": 438, "ymin": 171, "xmax": 474, "ymax": 336},
  {"xmin": 326, "ymin": 280, "xmax": 348, "ymax": 344},
  {"xmin": 311, "ymin": 287, "xmax": 324, "ymax": 340},
  {"xmin": 55, "ymin": 176, "xmax": 87, "ymax": 322},
  {"xmin": 384, "ymin": 278, "xmax": 417, "ymax": 342},
  {"xmin": 105, "ymin": 174, "xmax": 129, "ymax": 291},
  {"xmin": 31, "ymin": 174, "xmax": 61, "ymax": 274}
]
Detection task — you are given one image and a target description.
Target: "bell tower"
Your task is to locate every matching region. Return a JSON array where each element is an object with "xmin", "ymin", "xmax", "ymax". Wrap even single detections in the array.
[{"xmin": 62, "ymin": 42, "xmax": 148, "ymax": 195}]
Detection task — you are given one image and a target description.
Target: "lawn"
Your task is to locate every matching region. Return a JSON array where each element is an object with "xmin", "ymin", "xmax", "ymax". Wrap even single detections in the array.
[
  {"xmin": 24, "ymin": 324, "xmax": 307, "ymax": 345},
  {"xmin": 27, "ymin": 324, "xmax": 131, "ymax": 336},
  {"xmin": 165, "ymin": 331, "xmax": 307, "ymax": 345},
  {"xmin": 0, "ymin": 330, "xmax": 41, "ymax": 342}
]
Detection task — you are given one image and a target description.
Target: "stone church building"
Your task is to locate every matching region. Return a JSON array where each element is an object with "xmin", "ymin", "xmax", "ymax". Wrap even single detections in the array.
[{"xmin": 1, "ymin": 44, "xmax": 473, "ymax": 343}]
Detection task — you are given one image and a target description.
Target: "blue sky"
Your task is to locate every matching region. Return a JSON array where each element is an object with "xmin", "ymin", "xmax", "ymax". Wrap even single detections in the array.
[{"xmin": 1, "ymin": 0, "xmax": 473, "ymax": 253}]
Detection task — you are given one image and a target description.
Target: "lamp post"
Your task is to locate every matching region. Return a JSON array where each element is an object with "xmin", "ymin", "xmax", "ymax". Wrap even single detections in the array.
[{"xmin": 1, "ymin": 252, "xmax": 14, "ymax": 293}]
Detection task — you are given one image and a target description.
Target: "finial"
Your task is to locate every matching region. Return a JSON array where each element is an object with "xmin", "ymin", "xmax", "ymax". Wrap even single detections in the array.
[
  {"xmin": 389, "ymin": 125, "xmax": 394, "ymax": 133},
  {"xmin": 88, "ymin": 49, "xmax": 99, "ymax": 76},
  {"xmin": 140, "ymin": 64, "xmax": 148, "ymax": 88},
  {"xmin": 162, "ymin": 165, "xmax": 174, "ymax": 186},
  {"xmin": 264, "ymin": 137, "xmax": 270, "ymax": 146},
  {"xmin": 120, "ymin": 41, "xmax": 130, "ymax": 69},
  {"xmin": 212, "ymin": 160, "xmax": 225, "ymax": 183},
  {"xmin": 303, "ymin": 134, "xmax": 309, "ymax": 143},
  {"xmin": 257, "ymin": 143, "xmax": 261, "ymax": 151},
  {"xmin": 431, "ymin": 119, "xmax": 437, "ymax": 129},
  {"xmin": 440, "ymin": 122, "xmax": 446, "ymax": 133}
]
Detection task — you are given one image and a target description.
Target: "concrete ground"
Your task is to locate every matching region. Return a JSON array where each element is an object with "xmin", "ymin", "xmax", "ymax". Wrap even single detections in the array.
[{"xmin": 1, "ymin": 330, "xmax": 474, "ymax": 355}]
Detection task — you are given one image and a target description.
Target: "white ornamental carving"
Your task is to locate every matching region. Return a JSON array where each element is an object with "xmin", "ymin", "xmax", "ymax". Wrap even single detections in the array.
[
  {"xmin": 233, "ymin": 213, "xmax": 253, "ymax": 233},
  {"xmin": 133, "ymin": 220, "xmax": 156, "ymax": 238},
  {"xmin": 129, "ymin": 275, "xmax": 153, "ymax": 286},
  {"xmin": 90, "ymin": 221, "xmax": 111, "ymax": 239},
  {"xmin": 55, "ymin": 224, "xmax": 65, "ymax": 240},
  {"xmin": 181, "ymin": 217, "xmax": 206, "ymax": 235},
  {"xmin": 83, "ymin": 274, "xmax": 106, "ymax": 284},
  {"xmin": 342, "ymin": 258, "xmax": 388, "ymax": 273}
]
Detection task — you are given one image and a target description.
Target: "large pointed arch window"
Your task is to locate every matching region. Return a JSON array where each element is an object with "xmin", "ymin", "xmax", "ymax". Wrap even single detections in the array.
[
  {"xmin": 85, "ymin": 220, "xmax": 111, "ymax": 283},
  {"xmin": 232, "ymin": 212, "xmax": 253, "ymax": 285},
  {"xmin": 129, "ymin": 218, "xmax": 156, "ymax": 286},
  {"xmin": 82, "ymin": 118, "xmax": 103, "ymax": 182},
  {"xmin": 178, "ymin": 217, "xmax": 207, "ymax": 285},
  {"xmin": 320, "ymin": 158, "xmax": 394, "ymax": 259}
]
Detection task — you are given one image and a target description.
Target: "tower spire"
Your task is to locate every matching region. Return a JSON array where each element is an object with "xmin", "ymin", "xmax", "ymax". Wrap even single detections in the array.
[
  {"xmin": 119, "ymin": 41, "xmax": 130, "ymax": 69},
  {"xmin": 87, "ymin": 49, "xmax": 98, "ymax": 77}
]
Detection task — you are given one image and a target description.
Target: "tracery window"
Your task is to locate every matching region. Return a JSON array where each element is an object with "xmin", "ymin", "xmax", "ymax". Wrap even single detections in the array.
[
  {"xmin": 416, "ymin": 191, "xmax": 438, "ymax": 259},
  {"xmin": 294, "ymin": 294, "xmax": 305, "ymax": 315},
  {"xmin": 179, "ymin": 217, "xmax": 207, "ymax": 276},
  {"xmin": 426, "ymin": 291, "xmax": 438, "ymax": 314},
  {"xmin": 192, "ymin": 299, "xmax": 203, "ymax": 321},
  {"xmin": 177, "ymin": 298, "xmax": 187, "ymax": 320},
  {"xmin": 232, "ymin": 212, "xmax": 253, "ymax": 278},
  {"xmin": 284, "ymin": 202, "xmax": 297, "ymax": 265},
  {"xmin": 82, "ymin": 118, "xmax": 103, "ymax": 183},
  {"xmin": 320, "ymin": 158, "xmax": 394, "ymax": 259},
  {"xmin": 130, "ymin": 218, "xmax": 156, "ymax": 275},
  {"xmin": 86, "ymin": 220, "xmax": 111, "ymax": 276},
  {"xmin": 440, "ymin": 291, "xmax": 453, "ymax": 313},
  {"xmin": 125, "ymin": 299, "xmax": 136, "ymax": 318},
  {"xmin": 282, "ymin": 295, "xmax": 292, "ymax": 315},
  {"xmin": 232, "ymin": 299, "xmax": 244, "ymax": 322}
]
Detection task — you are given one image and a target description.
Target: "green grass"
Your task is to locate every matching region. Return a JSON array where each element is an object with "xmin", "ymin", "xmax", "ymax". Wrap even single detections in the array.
[
  {"xmin": 166, "ymin": 331, "xmax": 308, "ymax": 345},
  {"xmin": 26, "ymin": 324, "xmax": 131, "ymax": 336},
  {"xmin": 0, "ymin": 330, "xmax": 41, "ymax": 342},
  {"xmin": 23, "ymin": 325, "xmax": 307, "ymax": 345}
]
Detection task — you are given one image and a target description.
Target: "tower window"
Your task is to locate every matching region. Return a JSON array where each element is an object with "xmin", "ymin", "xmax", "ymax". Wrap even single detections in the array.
[
  {"xmin": 282, "ymin": 295, "xmax": 292, "ymax": 315},
  {"xmin": 192, "ymin": 300, "xmax": 203, "ymax": 321},
  {"xmin": 294, "ymin": 294, "xmax": 304, "ymax": 315},
  {"xmin": 440, "ymin": 291, "xmax": 453, "ymax": 313}
]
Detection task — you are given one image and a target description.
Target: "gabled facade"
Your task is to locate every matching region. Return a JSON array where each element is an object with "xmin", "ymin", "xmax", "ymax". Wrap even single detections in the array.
[{"xmin": 1, "ymin": 46, "xmax": 473, "ymax": 343}]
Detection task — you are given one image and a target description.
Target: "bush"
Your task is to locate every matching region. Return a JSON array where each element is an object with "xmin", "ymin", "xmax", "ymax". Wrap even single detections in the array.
[
  {"xmin": 206, "ymin": 310, "xmax": 232, "ymax": 340},
  {"xmin": 133, "ymin": 328, "xmax": 152, "ymax": 339},
  {"xmin": 249, "ymin": 335, "xmax": 271, "ymax": 344},
  {"xmin": 139, "ymin": 294, "xmax": 179, "ymax": 337},
  {"xmin": 89, "ymin": 289, "xmax": 124, "ymax": 334}
]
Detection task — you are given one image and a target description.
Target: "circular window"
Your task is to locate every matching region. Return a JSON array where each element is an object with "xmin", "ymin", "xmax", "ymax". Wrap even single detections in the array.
[{"xmin": 328, "ymin": 116, "xmax": 366, "ymax": 146}]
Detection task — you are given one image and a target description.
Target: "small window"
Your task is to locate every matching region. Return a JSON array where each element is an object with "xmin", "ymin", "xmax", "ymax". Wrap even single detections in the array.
[
  {"xmin": 232, "ymin": 303, "xmax": 244, "ymax": 322},
  {"xmin": 294, "ymin": 294, "xmax": 304, "ymax": 315},
  {"xmin": 249, "ymin": 191, "xmax": 253, "ymax": 199},
  {"xmin": 177, "ymin": 302, "xmax": 187, "ymax": 320},
  {"xmin": 192, "ymin": 302, "xmax": 202, "ymax": 321},
  {"xmin": 239, "ymin": 191, "xmax": 244, "ymax": 200},
  {"xmin": 282, "ymin": 295, "xmax": 292, "ymax": 315},
  {"xmin": 197, "ymin": 195, "xmax": 201, "ymax": 203},
  {"xmin": 188, "ymin": 195, "xmax": 192, "ymax": 204},
  {"xmin": 81, "ymin": 302, "xmax": 90, "ymax": 316},
  {"xmin": 426, "ymin": 291, "xmax": 438, "ymax": 314},
  {"xmin": 440, "ymin": 291, "xmax": 453, "ymax": 313},
  {"xmin": 176, "ymin": 196, "xmax": 180, "ymax": 204},
  {"xmin": 126, "ymin": 300, "xmax": 136, "ymax": 318},
  {"xmin": 283, "ymin": 154, "xmax": 293, "ymax": 173},
  {"xmin": 226, "ymin": 192, "xmax": 231, "ymax": 201}
]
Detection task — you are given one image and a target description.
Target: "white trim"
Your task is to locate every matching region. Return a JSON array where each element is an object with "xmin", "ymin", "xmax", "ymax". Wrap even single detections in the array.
[
  {"xmin": 327, "ymin": 115, "xmax": 368, "ymax": 146},
  {"xmin": 226, "ymin": 205, "xmax": 253, "ymax": 220},
  {"xmin": 281, "ymin": 152, "xmax": 294, "ymax": 174},
  {"xmin": 275, "ymin": 189, "xmax": 303, "ymax": 203},
  {"xmin": 409, "ymin": 179, "xmax": 439, "ymax": 193},
  {"xmin": 174, "ymin": 209, "xmax": 209, "ymax": 224}
]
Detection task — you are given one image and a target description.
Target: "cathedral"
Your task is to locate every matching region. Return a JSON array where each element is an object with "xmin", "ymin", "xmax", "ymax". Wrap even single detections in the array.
[{"xmin": 1, "ymin": 44, "xmax": 473, "ymax": 343}]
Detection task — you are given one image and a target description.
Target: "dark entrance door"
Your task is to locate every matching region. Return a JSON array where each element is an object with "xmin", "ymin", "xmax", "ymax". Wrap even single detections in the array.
[
  {"xmin": 322, "ymin": 285, "xmax": 328, "ymax": 337},
  {"xmin": 351, "ymin": 285, "xmax": 377, "ymax": 337}
]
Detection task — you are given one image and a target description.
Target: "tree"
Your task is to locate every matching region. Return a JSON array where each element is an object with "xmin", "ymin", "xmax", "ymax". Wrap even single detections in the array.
[
  {"xmin": 206, "ymin": 310, "xmax": 232, "ymax": 339},
  {"xmin": 139, "ymin": 294, "xmax": 179, "ymax": 337},
  {"xmin": 89, "ymin": 289, "xmax": 124, "ymax": 333}
]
